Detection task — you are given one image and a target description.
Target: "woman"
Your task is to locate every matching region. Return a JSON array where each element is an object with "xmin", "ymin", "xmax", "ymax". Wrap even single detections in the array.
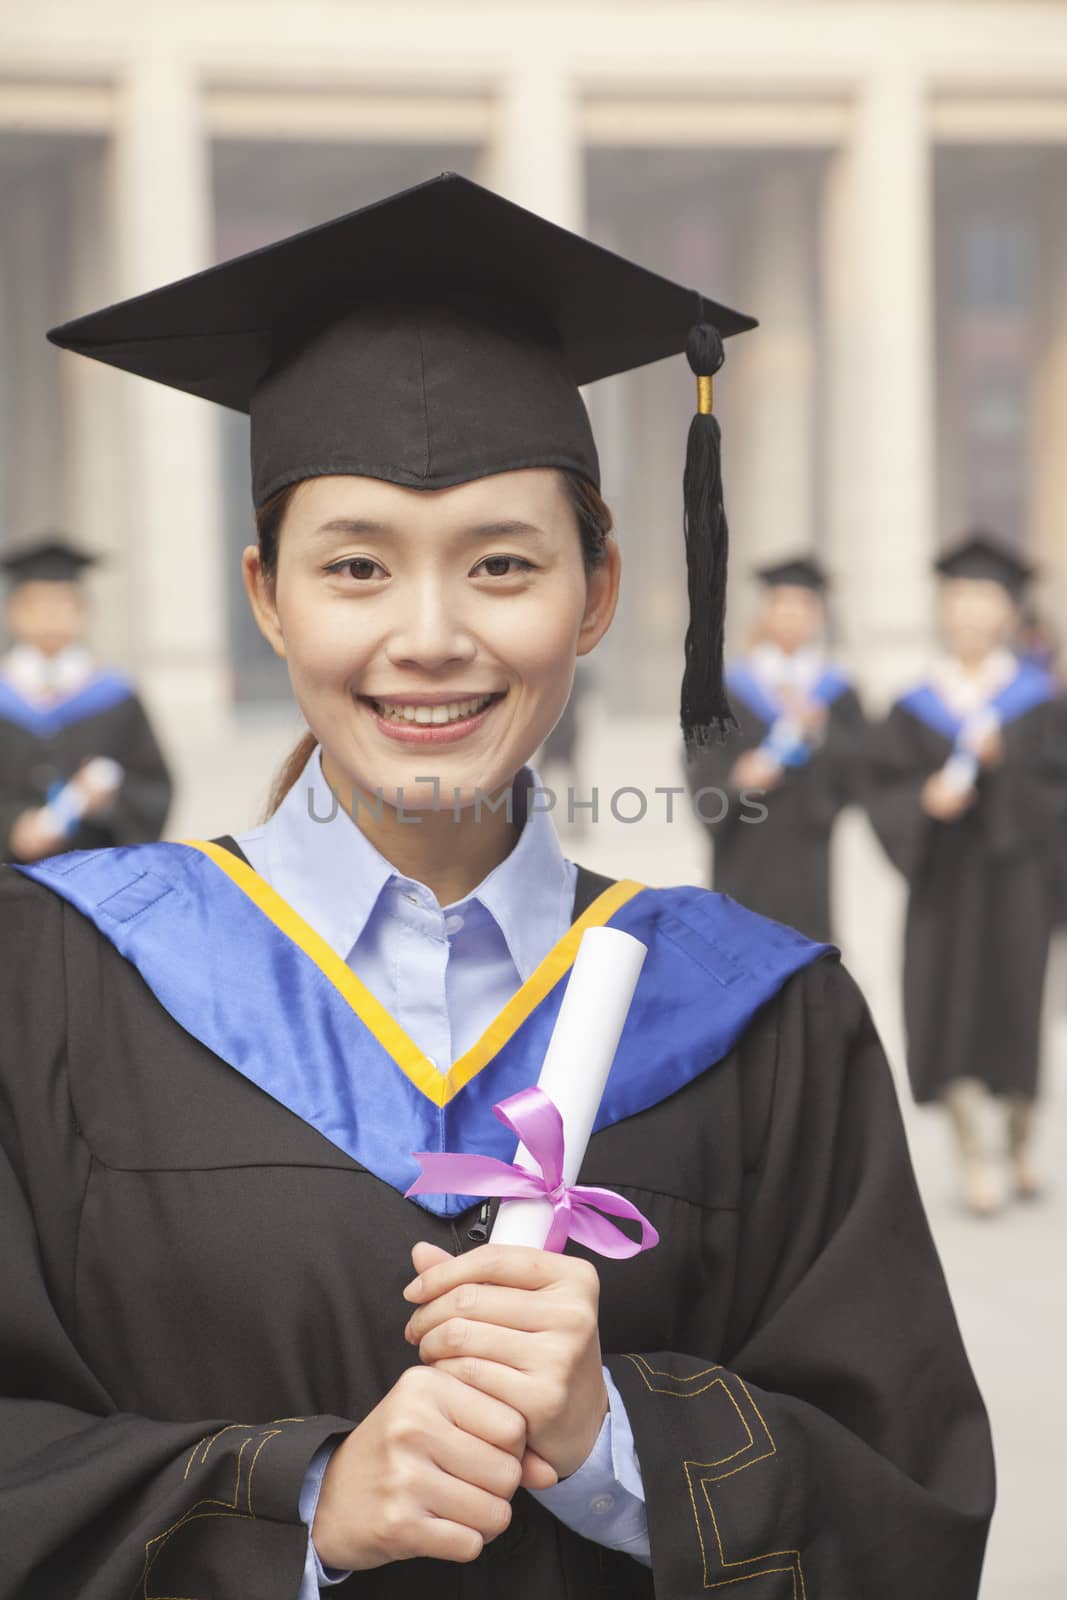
[
  {"xmin": 0, "ymin": 176, "xmax": 992, "ymax": 1598},
  {"xmin": 866, "ymin": 530, "xmax": 1064, "ymax": 1216},
  {"xmin": 0, "ymin": 535, "xmax": 172, "ymax": 862},
  {"xmin": 685, "ymin": 555, "xmax": 867, "ymax": 942}
]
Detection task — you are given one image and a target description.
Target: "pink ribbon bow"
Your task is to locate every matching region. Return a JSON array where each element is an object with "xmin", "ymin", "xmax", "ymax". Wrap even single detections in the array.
[{"xmin": 405, "ymin": 1086, "xmax": 659, "ymax": 1259}]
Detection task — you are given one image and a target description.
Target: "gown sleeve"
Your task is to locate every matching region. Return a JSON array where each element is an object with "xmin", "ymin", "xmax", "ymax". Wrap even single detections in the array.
[
  {"xmin": 0, "ymin": 790, "xmax": 27, "ymax": 860},
  {"xmin": 0, "ymin": 873, "xmax": 353, "ymax": 1600},
  {"xmin": 604, "ymin": 958, "xmax": 994, "ymax": 1600},
  {"xmin": 863, "ymin": 703, "xmax": 940, "ymax": 880},
  {"xmin": 772, "ymin": 685, "xmax": 869, "ymax": 832},
  {"xmin": 682, "ymin": 701, "xmax": 761, "ymax": 841},
  {"xmin": 977, "ymin": 697, "xmax": 1067, "ymax": 862},
  {"xmin": 819, "ymin": 685, "xmax": 869, "ymax": 813},
  {"xmin": 77, "ymin": 690, "xmax": 174, "ymax": 848}
]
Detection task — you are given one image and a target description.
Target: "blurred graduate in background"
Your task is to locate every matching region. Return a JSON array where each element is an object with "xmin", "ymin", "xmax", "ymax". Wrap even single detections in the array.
[
  {"xmin": 866, "ymin": 531, "xmax": 1066, "ymax": 1216},
  {"xmin": 0, "ymin": 536, "xmax": 173, "ymax": 861},
  {"xmin": 684, "ymin": 555, "xmax": 867, "ymax": 943}
]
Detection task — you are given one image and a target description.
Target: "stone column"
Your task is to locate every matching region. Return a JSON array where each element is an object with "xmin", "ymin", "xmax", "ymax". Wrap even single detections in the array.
[
  {"xmin": 109, "ymin": 49, "xmax": 228, "ymax": 732},
  {"xmin": 483, "ymin": 60, "xmax": 582, "ymax": 229},
  {"xmin": 1, "ymin": 171, "xmax": 67, "ymax": 537},
  {"xmin": 59, "ymin": 142, "xmax": 131, "ymax": 663},
  {"xmin": 821, "ymin": 68, "xmax": 937, "ymax": 707},
  {"xmin": 1030, "ymin": 187, "xmax": 1067, "ymax": 633},
  {"xmin": 726, "ymin": 162, "xmax": 818, "ymax": 648}
]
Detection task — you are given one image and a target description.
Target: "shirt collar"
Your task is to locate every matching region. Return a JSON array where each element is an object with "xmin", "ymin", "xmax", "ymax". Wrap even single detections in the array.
[
  {"xmin": 749, "ymin": 643, "xmax": 823, "ymax": 693},
  {"xmin": 930, "ymin": 648, "xmax": 1018, "ymax": 716},
  {"xmin": 457, "ymin": 770, "xmax": 574, "ymax": 981},
  {"xmin": 3, "ymin": 643, "xmax": 94, "ymax": 701},
  {"xmin": 258, "ymin": 747, "xmax": 573, "ymax": 976}
]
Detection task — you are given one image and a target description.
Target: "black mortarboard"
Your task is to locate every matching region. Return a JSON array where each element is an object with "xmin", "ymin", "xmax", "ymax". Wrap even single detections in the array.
[
  {"xmin": 754, "ymin": 554, "xmax": 830, "ymax": 592},
  {"xmin": 0, "ymin": 536, "xmax": 99, "ymax": 586},
  {"xmin": 47, "ymin": 173, "xmax": 757, "ymax": 744},
  {"xmin": 934, "ymin": 530, "xmax": 1034, "ymax": 599}
]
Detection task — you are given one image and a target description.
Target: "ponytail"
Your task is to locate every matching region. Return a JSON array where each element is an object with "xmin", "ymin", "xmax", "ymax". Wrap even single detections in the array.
[{"xmin": 264, "ymin": 729, "xmax": 318, "ymax": 820}]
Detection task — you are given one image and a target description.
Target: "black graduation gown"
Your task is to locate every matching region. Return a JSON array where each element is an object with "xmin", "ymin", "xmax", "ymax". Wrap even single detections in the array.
[
  {"xmin": 685, "ymin": 687, "xmax": 867, "ymax": 943},
  {"xmin": 1044, "ymin": 693, "xmax": 1067, "ymax": 929},
  {"xmin": 0, "ymin": 860, "xmax": 993, "ymax": 1600},
  {"xmin": 865, "ymin": 697, "xmax": 1065, "ymax": 1102},
  {"xmin": 0, "ymin": 684, "xmax": 172, "ymax": 861}
]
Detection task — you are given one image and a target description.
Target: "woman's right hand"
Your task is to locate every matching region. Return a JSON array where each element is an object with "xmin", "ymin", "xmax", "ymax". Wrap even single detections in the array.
[{"xmin": 312, "ymin": 1364, "xmax": 554, "ymax": 1571}]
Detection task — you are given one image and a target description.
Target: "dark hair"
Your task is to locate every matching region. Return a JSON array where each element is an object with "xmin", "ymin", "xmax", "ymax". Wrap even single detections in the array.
[{"xmin": 259, "ymin": 469, "xmax": 614, "ymax": 817}]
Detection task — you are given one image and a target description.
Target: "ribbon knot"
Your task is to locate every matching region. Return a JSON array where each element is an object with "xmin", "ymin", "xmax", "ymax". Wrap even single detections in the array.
[{"xmin": 405, "ymin": 1085, "xmax": 659, "ymax": 1259}]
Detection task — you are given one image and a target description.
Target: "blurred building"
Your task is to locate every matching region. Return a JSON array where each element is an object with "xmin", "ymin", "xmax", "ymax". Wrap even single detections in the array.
[{"xmin": 1, "ymin": 0, "xmax": 1066, "ymax": 744}]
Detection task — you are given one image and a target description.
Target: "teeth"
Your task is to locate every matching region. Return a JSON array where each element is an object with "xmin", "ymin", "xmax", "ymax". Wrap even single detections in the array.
[{"xmin": 373, "ymin": 695, "xmax": 494, "ymax": 725}]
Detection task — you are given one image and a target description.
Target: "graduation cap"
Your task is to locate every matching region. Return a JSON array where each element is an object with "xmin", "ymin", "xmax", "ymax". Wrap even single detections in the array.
[
  {"xmin": 0, "ymin": 536, "xmax": 99, "ymax": 587},
  {"xmin": 48, "ymin": 172, "xmax": 757, "ymax": 744},
  {"xmin": 754, "ymin": 554, "xmax": 829, "ymax": 592},
  {"xmin": 934, "ymin": 530, "xmax": 1034, "ymax": 599}
]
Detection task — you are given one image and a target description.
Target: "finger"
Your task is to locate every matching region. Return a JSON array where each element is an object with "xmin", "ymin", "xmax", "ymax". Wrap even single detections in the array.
[
  {"xmin": 428, "ymin": 1425, "xmax": 524, "ymax": 1500},
  {"xmin": 404, "ymin": 1243, "xmax": 595, "ymax": 1304},
  {"xmin": 405, "ymin": 1283, "xmax": 561, "ymax": 1344},
  {"xmin": 432, "ymin": 1355, "xmax": 532, "ymax": 1415},
  {"xmin": 520, "ymin": 1448, "xmax": 558, "ymax": 1491},
  {"xmin": 432, "ymin": 1368, "xmax": 528, "ymax": 1455},
  {"xmin": 424, "ymin": 1470, "xmax": 514, "ymax": 1547},
  {"xmin": 418, "ymin": 1317, "xmax": 534, "ymax": 1372},
  {"xmin": 407, "ymin": 1517, "xmax": 485, "ymax": 1566},
  {"xmin": 411, "ymin": 1240, "xmax": 452, "ymax": 1277}
]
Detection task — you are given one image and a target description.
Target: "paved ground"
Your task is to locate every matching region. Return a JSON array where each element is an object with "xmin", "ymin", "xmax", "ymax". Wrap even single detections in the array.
[
  {"xmin": 905, "ymin": 976, "xmax": 1067, "ymax": 1600},
  {"xmin": 172, "ymin": 702, "xmax": 1067, "ymax": 1598}
]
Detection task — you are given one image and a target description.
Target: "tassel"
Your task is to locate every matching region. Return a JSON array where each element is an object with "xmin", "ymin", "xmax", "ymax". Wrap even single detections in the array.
[{"xmin": 681, "ymin": 322, "xmax": 735, "ymax": 751}]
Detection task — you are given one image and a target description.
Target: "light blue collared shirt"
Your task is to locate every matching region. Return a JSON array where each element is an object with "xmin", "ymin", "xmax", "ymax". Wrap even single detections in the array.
[{"xmin": 236, "ymin": 749, "xmax": 650, "ymax": 1588}]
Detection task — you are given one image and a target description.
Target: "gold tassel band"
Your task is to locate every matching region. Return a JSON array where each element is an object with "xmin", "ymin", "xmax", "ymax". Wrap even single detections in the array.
[{"xmin": 696, "ymin": 374, "xmax": 714, "ymax": 415}]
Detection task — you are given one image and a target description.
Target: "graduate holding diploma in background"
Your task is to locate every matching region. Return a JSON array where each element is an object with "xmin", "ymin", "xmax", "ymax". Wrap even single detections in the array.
[
  {"xmin": 0, "ymin": 176, "xmax": 992, "ymax": 1599},
  {"xmin": 0, "ymin": 536, "xmax": 172, "ymax": 861},
  {"xmin": 866, "ymin": 531, "xmax": 1064, "ymax": 1217},
  {"xmin": 685, "ymin": 555, "xmax": 866, "ymax": 943}
]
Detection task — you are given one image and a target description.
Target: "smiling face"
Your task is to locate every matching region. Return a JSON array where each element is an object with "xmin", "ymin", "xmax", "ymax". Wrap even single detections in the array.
[{"xmin": 243, "ymin": 469, "xmax": 619, "ymax": 813}]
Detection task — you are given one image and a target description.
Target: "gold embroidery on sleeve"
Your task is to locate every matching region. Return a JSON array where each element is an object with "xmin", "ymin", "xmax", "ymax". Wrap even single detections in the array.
[
  {"xmin": 622, "ymin": 1356, "xmax": 808, "ymax": 1595},
  {"xmin": 142, "ymin": 1422, "xmax": 288, "ymax": 1600}
]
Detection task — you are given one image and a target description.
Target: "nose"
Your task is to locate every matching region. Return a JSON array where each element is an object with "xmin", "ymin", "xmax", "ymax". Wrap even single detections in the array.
[{"xmin": 383, "ymin": 575, "xmax": 477, "ymax": 672}]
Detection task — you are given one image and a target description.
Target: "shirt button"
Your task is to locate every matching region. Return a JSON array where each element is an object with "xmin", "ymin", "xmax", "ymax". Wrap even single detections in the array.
[
  {"xmin": 444, "ymin": 913, "xmax": 464, "ymax": 935},
  {"xmin": 591, "ymin": 1494, "xmax": 615, "ymax": 1514}
]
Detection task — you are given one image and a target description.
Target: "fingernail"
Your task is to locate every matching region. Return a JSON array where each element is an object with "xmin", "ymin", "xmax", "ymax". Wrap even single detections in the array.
[{"xmin": 402, "ymin": 1276, "xmax": 423, "ymax": 1302}]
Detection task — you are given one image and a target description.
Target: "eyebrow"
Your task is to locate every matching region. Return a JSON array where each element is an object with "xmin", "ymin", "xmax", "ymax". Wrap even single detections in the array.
[{"xmin": 311, "ymin": 517, "xmax": 548, "ymax": 541}]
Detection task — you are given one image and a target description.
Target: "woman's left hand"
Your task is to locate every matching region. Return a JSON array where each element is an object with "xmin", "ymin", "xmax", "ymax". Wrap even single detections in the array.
[{"xmin": 403, "ymin": 1242, "xmax": 608, "ymax": 1481}]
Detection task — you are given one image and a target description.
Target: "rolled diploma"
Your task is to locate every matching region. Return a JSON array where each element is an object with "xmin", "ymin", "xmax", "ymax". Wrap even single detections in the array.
[{"xmin": 490, "ymin": 924, "xmax": 647, "ymax": 1248}]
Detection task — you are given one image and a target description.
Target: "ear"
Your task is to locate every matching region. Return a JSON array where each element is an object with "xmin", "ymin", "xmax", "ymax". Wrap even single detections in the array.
[
  {"xmin": 576, "ymin": 537, "xmax": 621, "ymax": 659},
  {"xmin": 241, "ymin": 546, "xmax": 287, "ymax": 660}
]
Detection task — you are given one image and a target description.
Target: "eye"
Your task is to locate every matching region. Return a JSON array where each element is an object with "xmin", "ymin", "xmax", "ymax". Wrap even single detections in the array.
[
  {"xmin": 326, "ymin": 556, "xmax": 386, "ymax": 582},
  {"xmin": 473, "ymin": 555, "xmax": 534, "ymax": 579}
]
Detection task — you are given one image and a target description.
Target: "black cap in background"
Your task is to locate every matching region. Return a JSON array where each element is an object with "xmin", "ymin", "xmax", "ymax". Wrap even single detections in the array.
[
  {"xmin": 0, "ymin": 537, "xmax": 99, "ymax": 587},
  {"xmin": 754, "ymin": 554, "xmax": 830, "ymax": 593},
  {"xmin": 935, "ymin": 530, "xmax": 1035, "ymax": 599}
]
